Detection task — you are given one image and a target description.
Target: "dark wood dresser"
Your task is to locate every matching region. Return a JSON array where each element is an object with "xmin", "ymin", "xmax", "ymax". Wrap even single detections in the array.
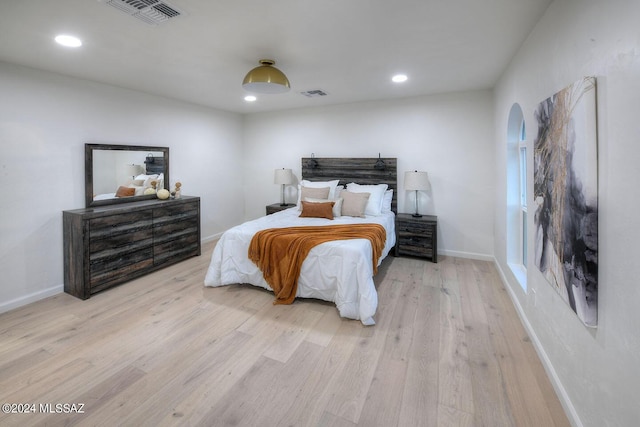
[
  {"xmin": 395, "ymin": 213, "xmax": 438, "ymax": 263},
  {"xmin": 63, "ymin": 196, "xmax": 200, "ymax": 299}
]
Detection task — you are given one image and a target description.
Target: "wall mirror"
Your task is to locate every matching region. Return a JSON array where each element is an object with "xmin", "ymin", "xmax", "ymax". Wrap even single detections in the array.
[{"xmin": 85, "ymin": 143, "xmax": 170, "ymax": 207}]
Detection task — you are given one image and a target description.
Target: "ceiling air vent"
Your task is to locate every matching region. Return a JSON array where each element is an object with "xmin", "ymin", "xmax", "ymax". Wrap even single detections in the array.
[
  {"xmin": 99, "ymin": 0, "xmax": 184, "ymax": 25},
  {"xmin": 300, "ymin": 89, "xmax": 329, "ymax": 98}
]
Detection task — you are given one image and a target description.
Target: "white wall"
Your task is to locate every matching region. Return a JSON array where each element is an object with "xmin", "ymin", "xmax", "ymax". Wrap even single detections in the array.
[
  {"xmin": 493, "ymin": 1, "xmax": 640, "ymax": 426},
  {"xmin": 0, "ymin": 61, "xmax": 244, "ymax": 312},
  {"xmin": 243, "ymin": 91, "xmax": 495, "ymax": 260}
]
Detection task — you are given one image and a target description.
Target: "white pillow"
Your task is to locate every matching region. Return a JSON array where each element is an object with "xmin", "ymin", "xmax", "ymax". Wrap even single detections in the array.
[
  {"xmin": 382, "ymin": 189, "xmax": 393, "ymax": 213},
  {"xmin": 305, "ymin": 197, "xmax": 343, "ymax": 218},
  {"xmin": 346, "ymin": 183, "xmax": 388, "ymax": 216},
  {"xmin": 300, "ymin": 179, "xmax": 340, "ymax": 199}
]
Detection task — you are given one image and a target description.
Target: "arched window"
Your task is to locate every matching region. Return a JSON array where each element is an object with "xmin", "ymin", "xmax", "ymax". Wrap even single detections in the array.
[{"xmin": 507, "ymin": 103, "xmax": 527, "ymax": 290}]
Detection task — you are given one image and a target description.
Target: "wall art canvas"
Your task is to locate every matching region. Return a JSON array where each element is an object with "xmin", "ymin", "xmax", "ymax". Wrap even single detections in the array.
[{"xmin": 533, "ymin": 76, "xmax": 598, "ymax": 327}]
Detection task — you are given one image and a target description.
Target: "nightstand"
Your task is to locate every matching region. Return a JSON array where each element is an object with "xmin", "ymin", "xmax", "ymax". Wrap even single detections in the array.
[
  {"xmin": 266, "ymin": 203, "xmax": 296, "ymax": 215},
  {"xmin": 395, "ymin": 213, "xmax": 438, "ymax": 262}
]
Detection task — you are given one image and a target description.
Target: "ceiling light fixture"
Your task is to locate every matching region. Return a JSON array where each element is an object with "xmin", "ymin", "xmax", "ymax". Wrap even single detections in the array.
[
  {"xmin": 55, "ymin": 34, "xmax": 82, "ymax": 48},
  {"xmin": 244, "ymin": 95, "xmax": 257, "ymax": 102},
  {"xmin": 392, "ymin": 74, "xmax": 408, "ymax": 83},
  {"xmin": 242, "ymin": 59, "xmax": 290, "ymax": 94}
]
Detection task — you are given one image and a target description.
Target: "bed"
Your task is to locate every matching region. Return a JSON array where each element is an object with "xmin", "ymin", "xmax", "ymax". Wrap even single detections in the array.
[{"xmin": 204, "ymin": 157, "xmax": 397, "ymax": 325}]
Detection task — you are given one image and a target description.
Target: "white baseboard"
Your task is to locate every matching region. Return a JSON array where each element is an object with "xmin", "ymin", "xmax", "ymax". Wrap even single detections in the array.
[
  {"xmin": 439, "ymin": 249, "xmax": 494, "ymax": 262},
  {"xmin": 0, "ymin": 285, "xmax": 63, "ymax": 314},
  {"xmin": 493, "ymin": 259, "xmax": 583, "ymax": 427},
  {"xmin": 201, "ymin": 232, "xmax": 223, "ymax": 243}
]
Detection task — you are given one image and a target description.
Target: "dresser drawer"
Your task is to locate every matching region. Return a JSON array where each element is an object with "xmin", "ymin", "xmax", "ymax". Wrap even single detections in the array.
[
  {"xmin": 154, "ymin": 216, "xmax": 199, "ymax": 235},
  {"xmin": 89, "ymin": 228, "xmax": 154, "ymax": 255},
  {"xmin": 89, "ymin": 211, "xmax": 153, "ymax": 239},
  {"xmin": 397, "ymin": 223, "xmax": 435, "ymax": 236},
  {"xmin": 397, "ymin": 234, "xmax": 434, "ymax": 248},
  {"xmin": 154, "ymin": 233, "xmax": 200, "ymax": 265},
  {"xmin": 89, "ymin": 247, "xmax": 154, "ymax": 289},
  {"xmin": 153, "ymin": 202, "xmax": 199, "ymax": 226},
  {"xmin": 397, "ymin": 238, "xmax": 434, "ymax": 258}
]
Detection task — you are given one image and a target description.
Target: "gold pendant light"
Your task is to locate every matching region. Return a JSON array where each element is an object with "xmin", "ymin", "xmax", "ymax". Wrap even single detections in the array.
[{"xmin": 242, "ymin": 59, "xmax": 290, "ymax": 94}]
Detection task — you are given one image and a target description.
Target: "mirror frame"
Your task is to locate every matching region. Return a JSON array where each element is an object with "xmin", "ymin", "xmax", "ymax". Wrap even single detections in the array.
[{"xmin": 85, "ymin": 143, "xmax": 170, "ymax": 208}]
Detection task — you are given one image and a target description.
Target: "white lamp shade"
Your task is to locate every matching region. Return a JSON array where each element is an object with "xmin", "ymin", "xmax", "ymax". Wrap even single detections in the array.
[
  {"xmin": 126, "ymin": 164, "xmax": 142, "ymax": 177},
  {"xmin": 274, "ymin": 168, "xmax": 293, "ymax": 185},
  {"xmin": 404, "ymin": 171, "xmax": 429, "ymax": 191}
]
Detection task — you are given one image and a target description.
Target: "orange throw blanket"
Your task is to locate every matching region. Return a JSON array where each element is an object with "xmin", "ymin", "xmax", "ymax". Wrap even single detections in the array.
[{"xmin": 248, "ymin": 224, "xmax": 386, "ymax": 305}]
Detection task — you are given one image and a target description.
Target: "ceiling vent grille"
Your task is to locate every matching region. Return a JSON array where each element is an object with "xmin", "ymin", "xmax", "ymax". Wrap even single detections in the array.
[
  {"xmin": 300, "ymin": 89, "xmax": 329, "ymax": 98},
  {"xmin": 99, "ymin": 0, "xmax": 184, "ymax": 25}
]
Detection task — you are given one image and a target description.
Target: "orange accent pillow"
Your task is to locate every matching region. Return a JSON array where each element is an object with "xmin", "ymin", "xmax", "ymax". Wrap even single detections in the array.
[
  {"xmin": 299, "ymin": 201, "xmax": 335, "ymax": 220},
  {"xmin": 115, "ymin": 186, "xmax": 135, "ymax": 197}
]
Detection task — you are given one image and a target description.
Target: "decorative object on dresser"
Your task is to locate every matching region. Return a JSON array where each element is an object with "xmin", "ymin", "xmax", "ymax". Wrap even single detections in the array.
[
  {"xmin": 395, "ymin": 213, "xmax": 437, "ymax": 263},
  {"xmin": 274, "ymin": 168, "xmax": 293, "ymax": 206},
  {"xmin": 172, "ymin": 181, "xmax": 182, "ymax": 199},
  {"xmin": 63, "ymin": 196, "xmax": 201, "ymax": 299},
  {"xmin": 157, "ymin": 188, "xmax": 170, "ymax": 199},
  {"xmin": 266, "ymin": 203, "xmax": 296, "ymax": 215},
  {"xmin": 404, "ymin": 170, "xmax": 429, "ymax": 217}
]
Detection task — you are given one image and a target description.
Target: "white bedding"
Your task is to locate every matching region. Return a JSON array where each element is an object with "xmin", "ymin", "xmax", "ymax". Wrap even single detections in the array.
[{"xmin": 204, "ymin": 207, "xmax": 396, "ymax": 325}]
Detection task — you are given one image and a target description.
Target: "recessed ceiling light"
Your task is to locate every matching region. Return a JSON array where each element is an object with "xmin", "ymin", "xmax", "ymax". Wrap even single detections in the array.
[
  {"xmin": 244, "ymin": 95, "xmax": 257, "ymax": 102},
  {"xmin": 55, "ymin": 35, "xmax": 82, "ymax": 48},
  {"xmin": 392, "ymin": 74, "xmax": 408, "ymax": 83}
]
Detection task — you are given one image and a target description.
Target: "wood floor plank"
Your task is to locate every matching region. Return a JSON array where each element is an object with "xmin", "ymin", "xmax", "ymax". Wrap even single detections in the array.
[
  {"xmin": 303, "ymin": 303, "xmax": 344, "ymax": 348},
  {"xmin": 472, "ymin": 260, "xmax": 569, "ymax": 427},
  {"xmin": 120, "ymin": 331, "xmax": 254, "ymax": 427},
  {"xmin": 33, "ymin": 364, "xmax": 147, "ymax": 427},
  {"xmin": 457, "ymin": 259, "xmax": 517, "ymax": 427},
  {"xmin": 0, "ymin": 244, "xmax": 571, "ymax": 427},
  {"xmin": 199, "ymin": 341, "xmax": 324, "ymax": 427},
  {"xmin": 0, "ymin": 358, "xmax": 94, "ymax": 426},
  {"xmin": 438, "ymin": 257, "xmax": 475, "ymax": 416},
  {"xmin": 437, "ymin": 403, "xmax": 475, "ymax": 427},
  {"xmin": 398, "ymin": 283, "xmax": 440, "ymax": 427},
  {"xmin": 358, "ymin": 265, "xmax": 425, "ymax": 427},
  {"xmin": 322, "ymin": 272, "xmax": 404, "ymax": 424},
  {"xmin": 273, "ymin": 319, "xmax": 362, "ymax": 427},
  {"xmin": 262, "ymin": 302, "xmax": 325, "ymax": 363}
]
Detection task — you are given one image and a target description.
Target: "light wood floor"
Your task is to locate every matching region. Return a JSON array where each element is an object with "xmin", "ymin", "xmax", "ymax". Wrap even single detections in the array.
[{"xmin": 0, "ymin": 241, "xmax": 570, "ymax": 427}]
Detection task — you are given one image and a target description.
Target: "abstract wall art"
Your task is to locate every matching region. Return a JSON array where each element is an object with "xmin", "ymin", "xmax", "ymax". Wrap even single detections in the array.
[{"xmin": 533, "ymin": 76, "xmax": 598, "ymax": 327}]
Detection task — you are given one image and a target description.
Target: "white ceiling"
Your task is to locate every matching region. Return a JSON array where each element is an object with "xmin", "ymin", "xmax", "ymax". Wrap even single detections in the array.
[{"xmin": 0, "ymin": 0, "xmax": 551, "ymax": 114}]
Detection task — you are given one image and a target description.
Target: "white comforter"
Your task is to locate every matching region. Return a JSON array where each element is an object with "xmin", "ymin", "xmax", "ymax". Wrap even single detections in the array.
[{"xmin": 204, "ymin": 207, "xmax": 396, "ymax": 325}]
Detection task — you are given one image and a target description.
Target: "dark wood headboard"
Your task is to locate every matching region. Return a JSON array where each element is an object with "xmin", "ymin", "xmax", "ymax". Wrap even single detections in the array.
[
  {"xmin": 144, "ymin": 155, "xmax": 165, "ymax": 175},
  {"xmin": 301, "ymin": 157, "xmax": 397, "ymax": 213}
]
